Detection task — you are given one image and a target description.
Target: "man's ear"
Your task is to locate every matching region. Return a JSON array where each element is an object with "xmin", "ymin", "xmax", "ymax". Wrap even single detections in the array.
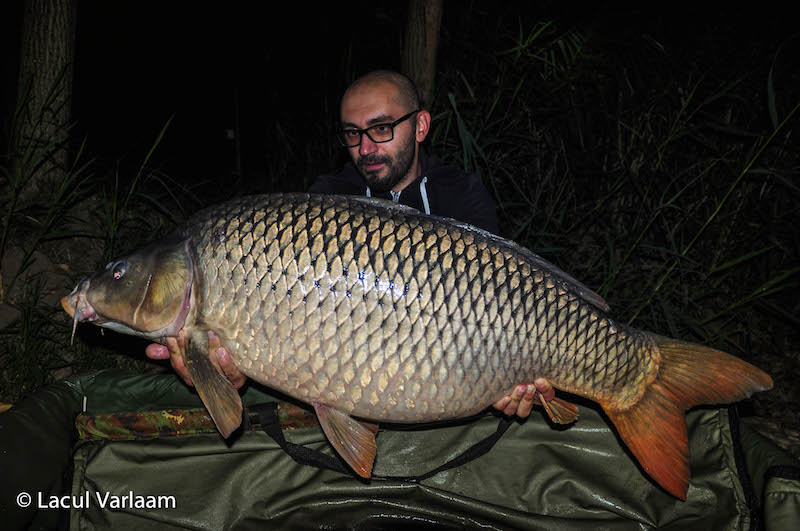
[{"xmin": 415, "ymin": 110, "xmax": 431, "ymax": 143}]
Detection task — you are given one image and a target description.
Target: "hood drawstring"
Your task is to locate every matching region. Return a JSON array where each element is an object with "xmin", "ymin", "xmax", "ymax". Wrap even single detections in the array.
[{"xmin": 419, "ymin": 177, "xmax": 430, "ymax": 215}]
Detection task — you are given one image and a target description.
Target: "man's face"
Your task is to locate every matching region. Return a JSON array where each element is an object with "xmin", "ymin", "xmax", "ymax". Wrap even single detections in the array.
[{"xmin": 340, "ymin": 81, "xmax": 418, "ymax": 193}]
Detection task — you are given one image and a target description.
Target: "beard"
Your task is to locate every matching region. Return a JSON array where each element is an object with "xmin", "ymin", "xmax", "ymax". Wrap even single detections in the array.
[{"xmin": 356, "ymin": 130, "xmax": 416, "ymax": 194}]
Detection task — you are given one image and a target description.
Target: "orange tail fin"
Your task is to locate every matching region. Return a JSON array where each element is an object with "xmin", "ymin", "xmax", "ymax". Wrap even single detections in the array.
[{"xmin": 603, "ymin": 334, "xmax": 772, "ymax": 500}]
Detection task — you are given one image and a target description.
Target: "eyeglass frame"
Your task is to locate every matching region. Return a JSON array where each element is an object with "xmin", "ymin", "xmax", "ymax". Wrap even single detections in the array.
[{"xmin": 336, "ymin": 109, "xmax": 421, "ymax": 147}]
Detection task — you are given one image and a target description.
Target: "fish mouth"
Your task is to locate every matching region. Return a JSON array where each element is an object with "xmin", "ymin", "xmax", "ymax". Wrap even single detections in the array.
[{"xmin": 61, "ymin": 280, "xmax": 100, "ymax": 344}]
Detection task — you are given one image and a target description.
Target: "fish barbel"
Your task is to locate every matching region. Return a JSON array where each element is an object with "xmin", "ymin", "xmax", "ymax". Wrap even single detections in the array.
[{"xmin": 61, "ymin": 193, "xmax": 772, "ymax": 499}]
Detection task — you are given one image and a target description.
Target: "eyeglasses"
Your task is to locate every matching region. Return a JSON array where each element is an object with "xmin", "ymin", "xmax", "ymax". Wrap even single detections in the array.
[{"xmin": 336, "ymin": 110, "xmax": 420, "ymax": 147}]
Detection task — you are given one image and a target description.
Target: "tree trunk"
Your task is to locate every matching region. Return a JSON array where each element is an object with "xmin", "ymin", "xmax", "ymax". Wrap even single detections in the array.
[
  {"xmin": 14, "ymin": 0, "xmax": 77, "ymax": 202},
  {"xmin": 401, "ymin": 0, "xmax": 443, "ymax": 108}
]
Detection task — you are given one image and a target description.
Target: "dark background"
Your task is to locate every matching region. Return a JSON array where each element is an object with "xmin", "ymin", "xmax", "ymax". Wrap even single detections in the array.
[
  {"xmin": 1, "ymin": 1, "xmax": 799, "ymax": 454},
  {"xmin": 3, "ymin": 2, "xmax": 406, "ymax": 191},
  {"xmin": 0, "ymin": 3, "xmax": 792, "ymax": 195}
]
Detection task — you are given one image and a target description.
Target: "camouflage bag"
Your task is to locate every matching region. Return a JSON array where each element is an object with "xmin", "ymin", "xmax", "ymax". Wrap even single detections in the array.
[{"xmin": 1, "ymin": 369, "xmax": 798, "ymax": 530}]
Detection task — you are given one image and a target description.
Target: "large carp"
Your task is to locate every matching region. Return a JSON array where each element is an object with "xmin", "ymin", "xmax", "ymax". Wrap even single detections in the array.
[{"xmin": 62, "ymin": 193, "xmax": 771, "ymax": 500}]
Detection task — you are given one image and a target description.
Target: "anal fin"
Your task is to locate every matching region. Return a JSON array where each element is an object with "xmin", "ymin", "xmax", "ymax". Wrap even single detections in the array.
[
  {"xmin": 313, "ymin": 403, "xmax": 377, "ymax": 478},
  {"xmin": 184, "ymin": 330, "xmax": 242, "ymax": 438}
]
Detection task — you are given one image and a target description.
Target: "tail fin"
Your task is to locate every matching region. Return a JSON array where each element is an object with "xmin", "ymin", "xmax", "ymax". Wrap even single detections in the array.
[{"xmin": 603, "ymin": 334, "xmax": 772, "ymax": 500}]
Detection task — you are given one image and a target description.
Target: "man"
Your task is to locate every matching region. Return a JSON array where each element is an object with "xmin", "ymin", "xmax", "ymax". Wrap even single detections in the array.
[
  {"xmin": 310, "ymin": 70, "xmax": 498, "ymax": 234},
  {"xmin": 146, "ymin": 70, "xmax": 553, "ymax": 418}
]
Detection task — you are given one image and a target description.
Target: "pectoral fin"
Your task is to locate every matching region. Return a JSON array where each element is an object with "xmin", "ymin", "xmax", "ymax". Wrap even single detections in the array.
[
  {"xmin": 313, "ymin": 403, "xmax": 378, "ymax": 478},
  {"xmin": 537, "ymin": 393, "xmax": 579, "ymax": 425},
  {"xmin": 184, "ymin": 330, "xmax": 242, "ymax": 438}
]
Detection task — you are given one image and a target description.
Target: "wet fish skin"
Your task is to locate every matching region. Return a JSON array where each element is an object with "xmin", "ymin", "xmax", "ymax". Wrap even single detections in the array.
[
  {"xmin": 186, "ymin": 194, "xmax": 649, "ymax": 419},
  {"xmin": 61, "ymin": 193, "xmax": 772, "ymax": 499}
]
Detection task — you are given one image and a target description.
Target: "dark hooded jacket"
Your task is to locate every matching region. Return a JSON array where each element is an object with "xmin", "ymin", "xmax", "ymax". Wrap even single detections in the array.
[{"xmin": 309, "ymin": 149, "xmax": 499, "ymax": 234}]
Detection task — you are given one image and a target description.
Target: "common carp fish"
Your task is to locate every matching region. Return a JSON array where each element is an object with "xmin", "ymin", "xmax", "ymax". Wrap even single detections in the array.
[{"xmin": 62, "ymin": 193, "xmax": 772, "ymax": 500}]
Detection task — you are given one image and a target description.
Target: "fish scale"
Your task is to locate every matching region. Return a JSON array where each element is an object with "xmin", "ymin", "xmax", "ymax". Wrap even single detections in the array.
[
  {"xmin": 184, "ymin": 194, "xmax": 652, "ymax": 420},
  {"xmin": 62, "ymin": 192, "xmax": 772, "ymax": 498}
]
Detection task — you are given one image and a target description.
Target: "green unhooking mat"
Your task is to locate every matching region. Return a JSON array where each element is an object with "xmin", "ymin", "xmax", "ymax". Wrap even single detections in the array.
[{"xmin": 1, "ymin": 369, "xmax": 799, "ymax": 530}]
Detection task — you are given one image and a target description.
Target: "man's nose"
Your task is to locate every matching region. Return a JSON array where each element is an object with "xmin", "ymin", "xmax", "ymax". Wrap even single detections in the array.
[{"xmin": 359, "ymin": 134, "xmax": 378, "ymax": 156}]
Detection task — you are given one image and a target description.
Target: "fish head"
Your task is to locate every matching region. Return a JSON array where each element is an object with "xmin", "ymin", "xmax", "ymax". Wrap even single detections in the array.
[{"xmin": 61, "ymin": 234, "xmax": 194, "ymax": 341}]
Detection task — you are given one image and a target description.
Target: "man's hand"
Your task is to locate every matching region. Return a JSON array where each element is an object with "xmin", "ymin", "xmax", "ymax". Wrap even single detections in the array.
[
  {"xmin": 145, "ymin": 330, "xmax": 247, "ymax": 390},
  {"xmin": 492, "ymin": 378, "xmax": 555, "ymax": 418}
]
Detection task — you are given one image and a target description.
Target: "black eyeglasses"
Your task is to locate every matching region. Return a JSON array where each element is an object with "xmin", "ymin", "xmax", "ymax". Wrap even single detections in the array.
[{"xmin": 336, "ymin": 110, "xmax": 420, "ymax": 147}]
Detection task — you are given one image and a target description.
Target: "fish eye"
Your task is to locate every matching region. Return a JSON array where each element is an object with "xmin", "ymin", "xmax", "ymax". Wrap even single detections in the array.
[{"xmin": 112, "ymin": 260, "xmax": 128, "ymax": 280}]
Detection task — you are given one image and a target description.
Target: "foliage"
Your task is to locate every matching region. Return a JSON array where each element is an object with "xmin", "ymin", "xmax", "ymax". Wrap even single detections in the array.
[
  {"xmin": 0, "ymin": 76, "xmax": 191, "ymax": 401},
  {"xmin": 428, "ymin": 8, "xmax": 799, "ymax": 451},
  {"xmin": 432, "ymin": 10, "xmax": 799, "ymax": 359}
]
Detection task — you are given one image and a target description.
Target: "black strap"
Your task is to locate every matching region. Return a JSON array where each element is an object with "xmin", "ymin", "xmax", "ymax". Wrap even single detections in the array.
[
  {"xmin": 379, "ymin": 415, "xmax": 514, "ymax": 483},
  {"xmin": 252, "ymin": 403, "xmax": 514, "ymax": 482},
  {"xmin": 254, "ymin": 403, "xmax": 351, "ymax": 475},
  {"xmin": 765, "ymin": 464, "xmax": 800, "ymax": 481},
  {"xmin": 728, "ymin": 405, "xmax": 760, "ymax": 531}
]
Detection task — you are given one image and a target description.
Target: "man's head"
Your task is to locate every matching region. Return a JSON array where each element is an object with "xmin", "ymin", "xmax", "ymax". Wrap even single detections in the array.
[{"xmin": 339, "ymin": 70, "xmax": 431, "ymax": 193}]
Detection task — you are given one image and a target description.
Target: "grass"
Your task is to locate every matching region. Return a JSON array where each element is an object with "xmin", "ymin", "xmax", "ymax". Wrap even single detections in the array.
[
  {"xmin": 432, "ymin": 12, "xmax": 799, "ymax": 344},
  {"xmin": 0, "ymin": 81, "xmax": 192, "ymax": 402}
]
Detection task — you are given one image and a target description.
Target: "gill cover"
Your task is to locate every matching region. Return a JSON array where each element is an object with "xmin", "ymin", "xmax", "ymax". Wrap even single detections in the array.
[{"xmin": 86, "ymin": 234, "xmax": 192, "ymax": 333}]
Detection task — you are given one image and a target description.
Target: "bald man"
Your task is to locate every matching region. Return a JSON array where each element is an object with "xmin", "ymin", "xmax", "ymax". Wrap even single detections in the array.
[
  {"xmin": 310, "ymin": 70, "xmax": 499, "ymax": 234},
  {"xmin": 147, "ymin": 70, "xmax": 554, "ymax": 419}
]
